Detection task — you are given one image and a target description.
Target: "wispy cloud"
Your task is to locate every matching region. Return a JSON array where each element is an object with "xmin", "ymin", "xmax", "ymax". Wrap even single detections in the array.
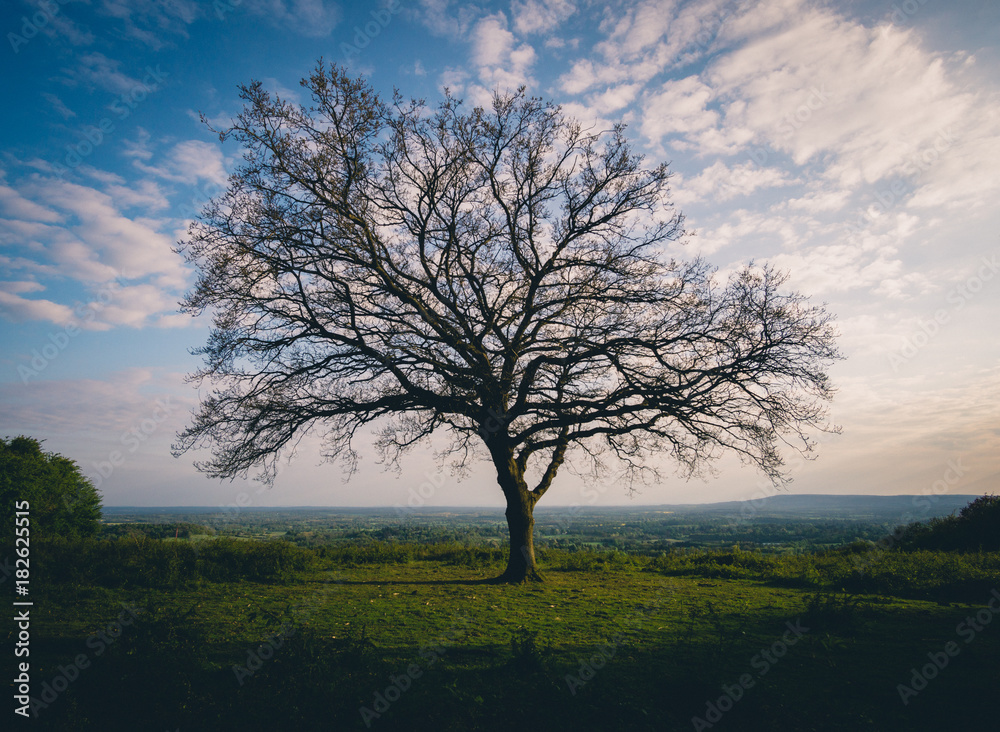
[
  {"xmin": 59, "ymin": 52, "xmax": 153, "ymax": 95},
  {"xmin": 0, "ymin": 161, "xmax": 195, "ymax": 329},
  {"xmin": 413, "ymin": 0, "xmax": 480, "ymax": 37},
  {"xmin": 243, "ymin": 0, "xmax": 342, "ymax": 38},
  {"xmin": 41, "ymin": 92, "xmax": 77, "ymax": 120},
  {"xmin": 96, "ymin": 0, "xmax": 201, "ymax": 48},
  {"xmin": 512, "ymin": 0, "xmax": 576, "ymax": 35}
]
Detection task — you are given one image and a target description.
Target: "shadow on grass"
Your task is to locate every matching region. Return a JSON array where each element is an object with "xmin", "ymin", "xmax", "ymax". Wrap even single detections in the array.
[{"xmin": 27, "ymin": 594, "xmax": 997, "ymax": 732}]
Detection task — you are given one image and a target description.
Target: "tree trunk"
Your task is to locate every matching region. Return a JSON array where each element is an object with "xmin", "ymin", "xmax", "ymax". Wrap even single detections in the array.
[
  {"xmin": 499, "ymin": 488, "xmax": 543, "ymax": 583},
  {"xmin": 487, "ymin": 437, "xmax": 544, "ymax": 583}
]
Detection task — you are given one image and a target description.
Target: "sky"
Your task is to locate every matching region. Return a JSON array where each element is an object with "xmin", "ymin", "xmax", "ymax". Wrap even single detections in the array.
[{"xmin": 1, "ymin": 0, "xmax": 998, "ymax": 510}]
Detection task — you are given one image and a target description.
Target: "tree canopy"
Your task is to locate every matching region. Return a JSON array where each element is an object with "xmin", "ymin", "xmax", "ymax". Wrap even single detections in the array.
[
  {"xmin": 174, "ymin": 63, "xmax": 840, "ymax": 581},
  {"xmin": 1, "ymin": 435, "xmax": 103, "ymax": 539},
  {"xmin": 896, "ymin": 494, "xmax": 1000, "ymax": 551}
]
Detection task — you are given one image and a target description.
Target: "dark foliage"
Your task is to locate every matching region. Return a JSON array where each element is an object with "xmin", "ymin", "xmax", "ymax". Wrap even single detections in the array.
[
  {"xmin": 894, "ymin": 494, "xmax": 1000, "ymax": 551},
  {"xmin": 33, "ymin": 536, "xmax": 314, "ymax": 588},
  {"xmin": 1, "ymin": 435, "xmax": 102, "ymax": 540}
]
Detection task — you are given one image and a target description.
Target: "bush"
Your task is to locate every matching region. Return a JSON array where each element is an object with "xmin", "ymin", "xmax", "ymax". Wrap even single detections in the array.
[
  {"xmin": 894, "ymin": 494, "xmax": 1000, "ymax": 552},
  {"xmin": 33, "ymin": 536, "xmax": 314, "ymax": 588},
  {"xmin": 1, "ymin": 435, "xmax": 102, "ymax": 540}
]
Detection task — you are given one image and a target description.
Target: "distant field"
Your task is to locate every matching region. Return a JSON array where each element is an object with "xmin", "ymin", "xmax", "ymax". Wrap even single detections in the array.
[
  {"xmin": 28, "ymin": 505, "xmax": 1000, "ymax": 730},
  {"xmin": 100, "ymin": 494, "xmax": 982, "ymax": 554}
]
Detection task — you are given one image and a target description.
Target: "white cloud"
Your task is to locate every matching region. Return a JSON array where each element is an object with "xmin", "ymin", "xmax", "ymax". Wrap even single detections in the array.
[
  {"xmin": 0, "ymin": 281, "xmax": 44, "ymax": 295},
  {"xmin": 439, "ymin": 66, "xmax": 470, "ymax": 93},
  {"xmin": 705, "ymin": 7, "xmax": 993, "ymax": 209},
  {"xmin": 0, "ymin": 185, "xmax": 63, "ymax": 223},
  {"xmin": 671, "ymin": 159, "xmax": 798, "ymax": 205},
  {"xmin": 555, "ymin": 101, "xmax": 616, "ymax": 137},
  {"xmin": 164, "ymin": 141, "xmax": 229, "ymax": 187},
  {"xmin": 781, "ymin": 189, "xmax": 851, "ymax": 214},
  {"xmin": 472, "ymin": 12, "xmax": 537, "ymax": 91},
  {"xmin": 603, "ymin": 0, "xmax": 679, "ymax": 56},
  {"xmin": 34, "ymin": 3, "xmax": 96, "ymax": 47},
  {"xmin": 767, "ymin": 243, "xmax": 905, "ymax": 296},
  {"xmin": 557, "ymin": 0, "xmax": 734, "ymax": 96},
  {"xmin": 595, "ymin": 0, "xmax": 1000, "ymax": 222},
  {"xmin": 0, "ymin": 167, "xmax": 193, "ymax": 330},
  {"xmin": 558, "ymin": 59, "xmax": 604, "ymax": 95},
  {"xmin": 587, "ymin": 83, "xmax": 642, "ymax": 114},
  {"xmin": 512, "ymin": 0, "xmax": 576, "ymax": 36},
  {"xmin": 94, "ymin": 283, "xmax": 184, "ymax": 328},
  {"xmin": 688, "ymin": 207, "xmax": 801, "ymax": 259},
  {"xmin": 414, "ymin": 0, "xmax": 479, "ymax": 37},
  {"xmin": 641, "ymin": 75, "xmax": 720, "ymax": 145},
  {"xmin": 105, "ymin": 179, "xmax": 170, "ymax": 212},
  {"xmin": 129, "ymin": 138, "xmax": 230, "ymax": 188},
  {"xmin": 0, "ymin": 288, "xmax": 75, "ymax": 325},
  {"xmin": 611, "ymin": 0, "xmax": 1000, "ymax": 317},
  {"xmin": 40, "ymin": 180, "xmax": 183, "ymax": 283}
]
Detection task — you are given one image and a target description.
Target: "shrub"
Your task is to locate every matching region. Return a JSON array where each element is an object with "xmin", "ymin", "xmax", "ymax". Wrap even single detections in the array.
[
  {"xmin": 894, "ymin": 494, "xmax": 1000, "ymax": 552},
  {"xmin": 33, "ymin": 535, "xmax": 313, "ymax": 588},
  {"xmin": 1, "ymin": 435, "xmax": 102, "ymax": 540}
]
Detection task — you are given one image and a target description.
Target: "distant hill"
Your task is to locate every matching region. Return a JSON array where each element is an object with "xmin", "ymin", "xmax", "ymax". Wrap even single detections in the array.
[
  {"xmin": 659, "ymin": 494, "xmax": 979, "ymax": 520},
  {"xmin": 104, "ymin": 494, "xmax": 980, "ymax": 522}
]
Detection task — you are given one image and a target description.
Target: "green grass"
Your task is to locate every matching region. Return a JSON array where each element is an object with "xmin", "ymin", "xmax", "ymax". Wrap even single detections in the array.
[{"xmin": 26, "ymin": 539, "xmax": 1000, "ymax": 731}]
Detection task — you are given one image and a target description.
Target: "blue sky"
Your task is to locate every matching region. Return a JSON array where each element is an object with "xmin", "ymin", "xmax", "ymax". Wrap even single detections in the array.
[{"xmin": 2, "ymin": 0, "xmax": 998, "ymax": 508}]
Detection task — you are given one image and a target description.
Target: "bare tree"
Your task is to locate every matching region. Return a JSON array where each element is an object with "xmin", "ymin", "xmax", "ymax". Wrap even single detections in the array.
[{"xmin": 174, "ymin": 63, "xmax": 840, "ymax": 583}]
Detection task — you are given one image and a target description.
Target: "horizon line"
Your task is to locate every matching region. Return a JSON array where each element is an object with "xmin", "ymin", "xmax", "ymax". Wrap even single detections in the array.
[{"xmin": 101, "ymin": 493, "xmax": 984, "ymax": 510}]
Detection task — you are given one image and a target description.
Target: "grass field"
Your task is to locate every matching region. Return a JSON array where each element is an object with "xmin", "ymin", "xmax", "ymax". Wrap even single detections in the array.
[{"xmin": 25, "ymin": 538, "xmax": 1000, "ymax": 731}]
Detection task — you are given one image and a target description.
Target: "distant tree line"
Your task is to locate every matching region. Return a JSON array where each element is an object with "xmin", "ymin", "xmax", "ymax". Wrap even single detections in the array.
[
  {"xmin": 101, "ymin": 522, "xmax": 216, "ymax": 540},
  {"xmin": 894, "ymin": 494, "xmax": 1000, "ymax": 552}
]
